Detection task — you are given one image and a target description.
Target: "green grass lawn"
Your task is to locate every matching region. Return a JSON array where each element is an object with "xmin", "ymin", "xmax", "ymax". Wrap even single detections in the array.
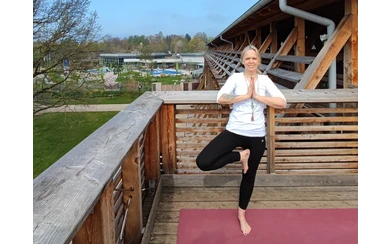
[
  {"xmin": 33, "ymin": 111, "xmax": 118, "ymax": 178},
  {"xmin": 33, "ymin": 70, "xmax": 193, "ymax": 179},
  {"xmin": 83, "ymin": 92, "xmax": 141, "ymax": 104}
]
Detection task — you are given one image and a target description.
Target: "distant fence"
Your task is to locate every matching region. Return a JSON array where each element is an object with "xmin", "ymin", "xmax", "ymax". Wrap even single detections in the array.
[{"xmin": 152, "ymin": 82, "xmax": 199, "ymax": 91}]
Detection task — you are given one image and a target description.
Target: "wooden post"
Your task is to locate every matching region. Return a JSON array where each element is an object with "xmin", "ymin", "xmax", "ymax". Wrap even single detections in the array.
[
  {"xmin": 255, "ymin": 27, "xmax": 262, "ymax": 49},
  {"xmin": 266, "ymin": 106, "xmax": 276, "ymax": 174},
  {"xmin": 344, "ymin": 0, "xmax": 358, "ymax": 87},
  {"xmin": 270, "ymin": 23, "xmax": 278, "ymax": 53},
  {"xmin": 295, "ymin": 17, "xmax": 306, "ymax": 73},
  {"xmin": 122, "ymin": 143, "xmax": 142, "ymax": 244},
  {"xmin": 73, "ymin": 181, "xmax": 115, "ymax": 244},
  {"xmin": 160, "ymin": 104, "xmax": 177, "ymax": 174},
  {"xmin": 144, "ymin": 113, "xmax": 161, "ymax": 182}
]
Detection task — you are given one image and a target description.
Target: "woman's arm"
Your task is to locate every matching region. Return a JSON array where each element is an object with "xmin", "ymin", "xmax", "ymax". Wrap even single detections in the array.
[
  {"xmin": 252, "ymin": 76, "xmax": 287, "ymax": 108},
  {"xmin": 216, "ymin": 73, "xmax": 253, "ymax": 104},
  {"xmin": 218, "ymin": 92, "xmax": 251, "ymax": 104},
  {"xmin": 252, "ymin": 94, "xmax": 287, "ymax": 108}
]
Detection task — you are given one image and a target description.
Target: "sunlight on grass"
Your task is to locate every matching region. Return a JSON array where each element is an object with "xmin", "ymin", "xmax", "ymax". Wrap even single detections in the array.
[{"xmin": 33, "ymin": 112, "xmax": 118, "ymax": 178}]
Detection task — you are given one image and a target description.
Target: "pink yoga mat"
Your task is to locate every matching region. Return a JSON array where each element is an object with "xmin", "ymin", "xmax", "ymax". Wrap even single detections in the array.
[{"xmin": 177, "ymin": 208, "xmax": 357, "ymax": 244}]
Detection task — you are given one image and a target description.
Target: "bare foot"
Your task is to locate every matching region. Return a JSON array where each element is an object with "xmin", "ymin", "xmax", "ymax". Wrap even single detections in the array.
[
  {"xmin": 238, "ymin": 208, "xmax": 251, "ymax": 235},
  {"xmin": 240, "ymin": 149, "xmax": 250, "ymax": 174}
]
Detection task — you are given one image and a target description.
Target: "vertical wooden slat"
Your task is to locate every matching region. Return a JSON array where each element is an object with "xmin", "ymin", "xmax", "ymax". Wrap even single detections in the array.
[
  {"xmin": 206, "ymin": 68, "xmax": 214, "ymax": 90},
  {"xmin": 296, "ymin": 15, "xmax": 352, "ymax": 89},
  {"xmin": 235, "ymin": 35, "xmax": 243, "ymax": 51},
  {"xmin": 144, "ymin": 113, "xmax": 161, "ymax": 182},
  {"xmin": 73, "ymin": 181, "xmax": 115, "ymax": 244},
  {"xmin": 270, "ymin": 23, "xmax": 278, "ymax": 53},
  {"xmin": 122, "ymin": 143, "xmax": 142, "ymax": 244},
  {"xmin": 158, "ymin": 108, "xmax": 163, "ymax": 156},
  {"xmin": 161, "ymin": 104, "xmax": 177, "ymax": 174},
  {"xmin": 255, "ymin": 27, "xmax": 262, "ymax": 49},
  {"xmin": 344, "ymin": 0, "xmax": 358, "ymax": 87},
  {"xmin": 265, "ymin": 27, "xmax": 297, "ymax": 71},
  {"xmin": 266, "ymin": 107, "xmax": 276, "ymax": 174},
  {"xmin": 295, "ymin": 17, "xmax": 306, "ymax": 73},
  {"xmin": 245, "ymin": 31, "xmax": 250, "ymax": 46}
]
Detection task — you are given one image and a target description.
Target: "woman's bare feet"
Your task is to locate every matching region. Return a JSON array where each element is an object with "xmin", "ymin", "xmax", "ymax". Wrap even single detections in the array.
[
  {"xmin": 238, "ymin": 207, "xmax": 251, "ymax": 235},
  {"xmin": 240, "ymin": 149, "xmax": 250, "ymax": 174}
]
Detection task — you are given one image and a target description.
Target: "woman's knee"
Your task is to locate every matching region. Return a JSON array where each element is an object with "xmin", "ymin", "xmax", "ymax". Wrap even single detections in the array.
[{"xmin": 196, "ymin": 155, "xmax": 209, "ymax": 171}]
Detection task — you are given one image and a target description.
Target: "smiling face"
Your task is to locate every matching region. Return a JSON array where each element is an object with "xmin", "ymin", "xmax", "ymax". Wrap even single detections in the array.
[{"xmin": 242, "ymin": 49, "xmax": 260, "ymax": 73}]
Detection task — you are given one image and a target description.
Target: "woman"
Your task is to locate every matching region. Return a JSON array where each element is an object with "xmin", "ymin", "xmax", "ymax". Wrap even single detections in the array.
[{"xmin": 196, "ymin": 45, "xmax": 287, "ymax": 236}]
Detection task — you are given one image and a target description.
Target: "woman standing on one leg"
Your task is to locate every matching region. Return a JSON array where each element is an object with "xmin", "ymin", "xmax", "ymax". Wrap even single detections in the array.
[{"xmin": 196, "ymin": 45, "xmax": 287, "ymax": 236}]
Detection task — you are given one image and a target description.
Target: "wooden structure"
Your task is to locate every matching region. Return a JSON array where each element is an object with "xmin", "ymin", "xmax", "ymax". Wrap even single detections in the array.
[
  {"xmin": 199, "ymin": 0, "xmax": 357, "ymax": 91},
  {"xmin": 33, "ymin": 89, "xmax": 358, "ymax": 244},
  {"xmin": 147, "ymin": 174, "xmax": 357, "ymax": 243},
  {"xmin": 33, "ymin": 1, "xmax": 358, "ymax": 243}
]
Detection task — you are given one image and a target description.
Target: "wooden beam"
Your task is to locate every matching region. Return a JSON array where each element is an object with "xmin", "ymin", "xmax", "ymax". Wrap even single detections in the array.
[
  {"xmin": 122, "ymin": 143, "xmax": 143, "ymax": 244},
  {"xmin": 344, "ymin": 0, "xmax": 358, "ymax": 87},
  {"xmin": 73, "ymin": 181, "xmax": 115, "ymax": 244},
  {"xmin": 161, "ymin": 104, "xmax": 177, "ymax": 174},
  {"xmin": 295, "ymin": 17, "xmax": 306, "ymax": 73},
  {"xmin": 266, "ymin": 107, "xmax": 276, "ymax": 174},
  {"xmin": 259, "ymin": 33, "xmax": 273, "ymax": 53},
  {"xmin": 270, "ymin": 23, "xmax": 278, "ymax": 53},
  {"xmin": 144, "ymin": 113, "xmax": 161, "ymax": 182},
  {"xmin": 254, "ymin": 27, "xmax": 262, "ymax": 49},
  {"xmin": 265, "ymin": 27, "xmax": 298, "ymax": 72},
  {"xmin": 258, "ymin": 33, "xmax": 273, "ymax": 68},
  {"xmin": 295, "ymin": 14, "xmax": 352, "ymax": 89}
]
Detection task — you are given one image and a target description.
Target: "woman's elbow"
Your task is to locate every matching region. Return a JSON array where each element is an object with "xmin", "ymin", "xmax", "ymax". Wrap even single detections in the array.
[{"xmin": 275, "ymin": 99, "xmax": 287, "ymax": 109}]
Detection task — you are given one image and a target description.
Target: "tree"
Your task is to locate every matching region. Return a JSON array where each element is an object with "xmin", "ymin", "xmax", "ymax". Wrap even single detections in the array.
[
  {"xmin": 127, "ymin": 35, "xmax": 149, "ymax": 52},
  {"xmin": 139, "ymin": 45, "xmax": 153, "ymax": 71},
  {"xmin": 185, "ymin": 33, "xmax": 191, "ymax": 42},
  {"xmin": 170, "ymin": 35, "xmax": 189, "ymax": 54},
  {"xmin": 103, "ymin": 72, "xmax": 119, "ymax": 90},
  {"xmin": 194, "ymin": 32, "xmax": 208, "ymax": 43},
  {"xmin": 33, "ymin": 0, "xmax": 101, "ymax": 114},
  {"xmin": 188, "ymin": 36, "xmax": 206, "ymax": 52}
]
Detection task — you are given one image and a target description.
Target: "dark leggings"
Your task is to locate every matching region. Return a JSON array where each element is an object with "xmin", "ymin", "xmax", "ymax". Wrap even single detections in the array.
[{"xmin": 196, "ymin": 130, "xmax": 266, "ymax": 210}]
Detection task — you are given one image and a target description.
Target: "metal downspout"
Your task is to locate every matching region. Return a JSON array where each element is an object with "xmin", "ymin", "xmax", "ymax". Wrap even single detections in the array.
[
  {"xmin": 220, "ymin": 35, "xmax": 234, "ymax": 50},
  {"xmin": 279, "ymin": 0, "xmax": 337, "ymax": 92}
]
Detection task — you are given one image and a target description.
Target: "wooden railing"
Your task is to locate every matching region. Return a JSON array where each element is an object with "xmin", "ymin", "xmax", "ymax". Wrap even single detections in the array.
[{"xmin": 33, "ymin": 88, "xmax": 358, "ymax": 244}]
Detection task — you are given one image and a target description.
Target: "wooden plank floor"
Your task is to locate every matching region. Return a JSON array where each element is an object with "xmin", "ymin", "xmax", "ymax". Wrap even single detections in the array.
[{"xmin": 142, "ymin": 174, "xmax": 358, "ymax": 244}]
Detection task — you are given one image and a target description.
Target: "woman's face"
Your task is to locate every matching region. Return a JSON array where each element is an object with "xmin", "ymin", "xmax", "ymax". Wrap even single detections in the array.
[{"xmin": 242, "ymin": 49, "xmax": 260, "ymax": 73}]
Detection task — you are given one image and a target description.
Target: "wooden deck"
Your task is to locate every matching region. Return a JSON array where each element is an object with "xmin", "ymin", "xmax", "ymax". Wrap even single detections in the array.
[{"xmin": 141, "ymin": 174, "xmax": 358, "ymax": 244}]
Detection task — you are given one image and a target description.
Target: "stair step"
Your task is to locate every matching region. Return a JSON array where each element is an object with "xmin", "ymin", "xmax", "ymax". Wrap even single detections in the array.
[
  {"xmin": 266, "ymin": 68, "xmax": 303, "ymax": 83},
  {"xmin": 276, "ymin": 55, "xmax": 315, "ymax": 64}
]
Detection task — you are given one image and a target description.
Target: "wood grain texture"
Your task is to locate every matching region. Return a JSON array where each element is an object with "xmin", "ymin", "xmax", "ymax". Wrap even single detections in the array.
[
  {"xmin": 33, "ymin": 92, "xmax": 162, "ymax": 244},
  {"xmin": 152, "ymin": 89, "xmax": 358, "ymax": 104},
  {"xmin": 143, "ymin": 174, "xmax": 358, "ymax": 243}
]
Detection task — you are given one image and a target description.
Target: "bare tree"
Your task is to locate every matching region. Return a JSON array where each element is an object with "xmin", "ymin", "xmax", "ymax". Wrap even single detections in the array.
[{"xmin": 33, "ymin": 0, "xmax": 101, "ymax": 114}]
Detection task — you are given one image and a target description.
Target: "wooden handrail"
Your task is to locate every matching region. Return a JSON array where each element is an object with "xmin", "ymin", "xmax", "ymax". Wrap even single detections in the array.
[{"xmin": 33, "ymin": 92, "xmax": 162, "ymax": 244}]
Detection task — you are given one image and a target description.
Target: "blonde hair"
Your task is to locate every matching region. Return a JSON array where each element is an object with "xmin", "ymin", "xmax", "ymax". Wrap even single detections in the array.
[
  {"xmin": 240, "ymin": 45, "xmax": 262, "ymax": 74},
  {"xmin": 240, "ymin": 45, "xmax": 260, "ymax": 63}
]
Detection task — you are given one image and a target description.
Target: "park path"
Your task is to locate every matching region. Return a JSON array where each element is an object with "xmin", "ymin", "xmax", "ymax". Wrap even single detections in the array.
[{"xmin": 38, "ymin": 104, "xmax": 129, "ymax": 114}]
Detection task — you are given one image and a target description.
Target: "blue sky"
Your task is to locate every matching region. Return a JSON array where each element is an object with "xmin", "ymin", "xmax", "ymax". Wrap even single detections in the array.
[{"xmin": 89, "ymin": 0, "xmax": 259, "ymax": 39}]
